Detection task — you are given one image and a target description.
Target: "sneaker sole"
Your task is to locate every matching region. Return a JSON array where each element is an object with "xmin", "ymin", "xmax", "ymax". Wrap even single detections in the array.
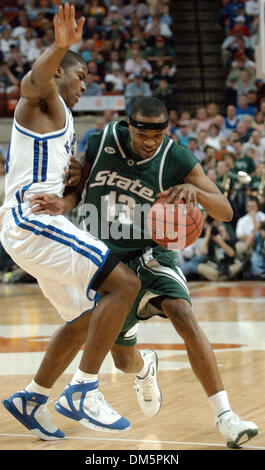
[
  {"xmin": 55, "ymin": 401, "xmax": 131, "ymax": 433},
  {"xmin": 2, "ymin": 399, "xmax": 64, "ymax": 441},
  {"xmin": 226, "ymin": 428, "xmax": 259, "ymax": 448},
  {"xmin": 140, "ymin": 349, "xmax": 162, "ymax": 417},
  {"xmin": 79, "ymin": 418, "xmax": 131, "ymax": 433}
]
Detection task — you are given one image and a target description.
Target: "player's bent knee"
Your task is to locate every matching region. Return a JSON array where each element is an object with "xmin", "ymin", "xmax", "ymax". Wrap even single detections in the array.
[
  {"xmin": 103, "ymin": 262, "xmax": 141, "ymax": 300},
  {"xmin": 111, "ymin": 346, "xmax": 136, "ymax": 373},
  {"xmin": 162, "ymin": 298, "xmax": 199, "ymax": 337}
]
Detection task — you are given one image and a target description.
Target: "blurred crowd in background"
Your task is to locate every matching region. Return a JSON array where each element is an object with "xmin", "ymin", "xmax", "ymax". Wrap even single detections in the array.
[{"xmin": 0, "ymin": 0, "xmax": 264, "ymax": 283}]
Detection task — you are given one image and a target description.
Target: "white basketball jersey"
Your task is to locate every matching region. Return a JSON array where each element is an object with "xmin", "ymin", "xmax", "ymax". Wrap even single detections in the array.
[{"xmin": 3, "ymin": 96, "xmax": 76, "ymax": 209}]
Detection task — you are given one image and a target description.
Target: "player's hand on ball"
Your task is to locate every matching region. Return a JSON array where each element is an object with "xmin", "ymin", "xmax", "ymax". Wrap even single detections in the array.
[
  {"xmin": 30, "ymin": 194, "xmax": 65, "ymax": 215},
  {"xmin": 157, "ymin": 184, "xmax": 197, "ymax": 209}
]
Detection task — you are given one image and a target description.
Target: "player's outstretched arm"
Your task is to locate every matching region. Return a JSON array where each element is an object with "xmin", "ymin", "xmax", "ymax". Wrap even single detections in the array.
[{"xmin": 21, "ymin": 3, "xmax": 85, "ymax": 101}]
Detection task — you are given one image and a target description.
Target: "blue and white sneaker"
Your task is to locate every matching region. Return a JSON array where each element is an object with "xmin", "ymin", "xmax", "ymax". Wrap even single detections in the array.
[
  {"xmin": 2, "ymin": 390, "xmax": 65, "ymax": 440},
  {"xmin": 54, "ymin": 381, "xmax": 131, "ymax": 433}
]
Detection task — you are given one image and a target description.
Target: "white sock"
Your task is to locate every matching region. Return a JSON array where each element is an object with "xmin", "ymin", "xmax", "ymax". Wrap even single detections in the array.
[
  {"xmin": 25, "ymin": 380, "xmax": 51, "ymax": 397},
  {"xmin": 208, "ymin": 390, "xmax": 231, "ymax": 418},
  {"xmin": 135, "ymin": 354, "xmax": 149, "ymax": 379},
  {"xmin": 71, "ymin": 368, "xmax": 98, "ymax": 385}
]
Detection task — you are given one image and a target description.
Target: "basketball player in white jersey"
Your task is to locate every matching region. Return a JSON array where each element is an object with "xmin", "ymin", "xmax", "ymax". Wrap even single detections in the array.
[{"xmin": 0, "ymin": 3, "xmax": 140, "ymax": 440}]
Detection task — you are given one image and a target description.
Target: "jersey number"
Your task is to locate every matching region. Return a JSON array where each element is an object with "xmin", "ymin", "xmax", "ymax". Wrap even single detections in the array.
[{"xmin": 104, "ymin": 191, "xmax": 135, "ymax": 224}]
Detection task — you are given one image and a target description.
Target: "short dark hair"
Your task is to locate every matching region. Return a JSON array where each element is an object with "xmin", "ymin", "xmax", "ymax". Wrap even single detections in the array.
[
  {"xmin": 130, "ymin": 97, "xmax": 168, "ymax": 120},
  {"xmin": 60, "ymin": 50, "xmax": 87, "ymax": 70},
  {"xmin": 247, "ymin": 196, "xmax": 259, "ymax": 207}
]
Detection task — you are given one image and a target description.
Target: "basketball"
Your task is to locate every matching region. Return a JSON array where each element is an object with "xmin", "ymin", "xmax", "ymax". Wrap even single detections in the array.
[{"xmin": 147, "ymin": 198, "xmax": 204, "ymax": 250}]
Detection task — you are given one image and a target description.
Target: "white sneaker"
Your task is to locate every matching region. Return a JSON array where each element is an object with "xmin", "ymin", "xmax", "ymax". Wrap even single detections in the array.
[
  {"xmin": 216, "ymin": 411, "xmax": 258, "ymax": 448},
  {"xmin": 55, "ymin": 381, "xmax": 130, "ymax": 432},
  {"xmin": 134, "ymin": 349, "xmax": 162, "ymax": 417}
]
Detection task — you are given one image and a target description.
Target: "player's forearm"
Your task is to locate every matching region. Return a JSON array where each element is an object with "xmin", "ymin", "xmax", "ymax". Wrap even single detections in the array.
[
  {"xmin": 62, "ymin": 189, "xmax": 81, "ymax": 213},
  {"xmin": 196, "ymin": 189, "xmax": 233, "ymax": 222},
  {"xmin": 30, "ymin": 43, "xmax": 68, "ymax": 89}
]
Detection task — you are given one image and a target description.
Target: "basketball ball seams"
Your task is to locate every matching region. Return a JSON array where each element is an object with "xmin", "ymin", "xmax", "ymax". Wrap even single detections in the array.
[{"xmin": 147, "ymin": 198, "xmax": 204, "ymax": 248}]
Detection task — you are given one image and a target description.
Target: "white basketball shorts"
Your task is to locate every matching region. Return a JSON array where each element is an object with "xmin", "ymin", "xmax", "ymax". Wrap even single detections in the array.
[{"xmin": 0, "ymin": 204, "xmax": 119, "ymax": 322}]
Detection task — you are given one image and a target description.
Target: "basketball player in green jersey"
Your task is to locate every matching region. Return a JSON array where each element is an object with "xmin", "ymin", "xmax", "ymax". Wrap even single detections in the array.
[{"xmin": 31, "ymin": 97, "xmax": 258, "ymax": 448}]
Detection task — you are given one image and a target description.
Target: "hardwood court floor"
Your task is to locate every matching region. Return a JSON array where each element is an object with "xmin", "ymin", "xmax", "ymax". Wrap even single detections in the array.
[{"xmin": 0, "ymin": 281, "xmax": 265, "ymax": 451}]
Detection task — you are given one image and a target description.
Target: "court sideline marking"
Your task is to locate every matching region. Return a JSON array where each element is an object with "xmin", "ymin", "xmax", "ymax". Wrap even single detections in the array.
[{"xmin": 0, "ymin": 433, "xmax": 264, "ymax": 450}]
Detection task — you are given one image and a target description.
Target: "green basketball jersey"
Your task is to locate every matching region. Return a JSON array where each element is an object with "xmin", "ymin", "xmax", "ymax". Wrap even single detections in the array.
[{"xmin": 81, "ymin": 120, "xmax": 198, "ymax": 260}]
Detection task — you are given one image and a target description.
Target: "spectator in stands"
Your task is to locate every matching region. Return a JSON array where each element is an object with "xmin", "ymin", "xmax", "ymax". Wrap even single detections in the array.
[
  {"xmin": 10, "ymin": 13, "xmax": 30, "ymax": 41},
  {"xmin": 205, "ymin": 123, "xmax": 222, "ymax": 151},
  {"xmin": 187, "ymin": 137, "xmax": 205, "ymax": 162},
  {"xmin": 245, "ymin": 0, "xmax": 259, "ymax": 17},
  {"xmin": 175, "ymin": 120, "xmax": 192, "ymax": 147},
  {"xmin": 0, "ymin": 63, "xmax": 19, "ymax": 94},
  {"xmin": 19, "ymin": 27, "xmax": 36, "ymax": 59},
  {"xmin": 248, "ymin": 162, "xmax": 265, "ymax": 202},
  {"xmin": 233, "ymin": 69, "xmax": 257, "ymax": 97},
  {"xmin": 83, "ymin": 72, "xmax": 103, "ymax": 96},
  {"xmin": 27, "ymin": 37, "xmax": 45, "ymax": 65},
  {"xmin": 104, "ymin": 63, "xmax": 125, "ymax": 92},
  {"xmin": 221, "ymin": 26, "xmax": 251, "ymax": 68},
  {"xmin": 105, "ymin": 20, "xmax": 124, "ymax": 44},
  {"xmin": 216, "ymin": 136, "xmax": 229, "ymax": 161},
  {"xmin": 0, "ymin": 27, "xmax": 17, "ymax": 60},
  {"xmin": 122, "ymin": 0, "xmax": 149, "ymax": 20},
  {"xmin": 145, "ymin": 35, "xmax": 176, "ymax": 66},
  {"xmin": 207, "ymin": 102, "xmax": 219, "ymax": 121},
  {"xmin": 202, "ymin": 147, "xmax": 217, "ymax": 173},
  {"xmin": 196, "ymin": 106, "xmax": 213, "ymax": 132},
  {"xmin": 217, "ymin": 1, "xmax": 246, "ymax": 31},
  {"xmin": 144, "ymin": 13, "xmax": 173, "ymax": 39},
  {"xmin": 153, "ymin": 78, "xmax": 173, "ymax": 108},
  {"xmin": 178, "ymin": 233, "xmax": 207, "ymax": 281},
  {"xmin": 87, "ymin": 59, "xmax": 105, "ymax": 85},
  {"xmin": 248, "ymin": 221, "xmax": 265, "ymax": 279},
  {"xmin": 78, "ymin": 117, "xmax": 106, "ymax": 156},
  {"xmin": 103, "ymin": 5, "xmax": 126, "ymax": 32},
  {"xmin": 189, "ymin": 118, "xmax": 199, "ymax": 136},
  {"xmin": 247, "ymin": 89, "xmax": 259, "ymax": 110},
  {"xmin": 235, "ymin": 196, "xmax": 265, "ymax": 259},
  {"xmin": 197, "ymin": 217, "xmax": 238, "ymax": 281},
  {"xmin": 124, "ymin": 11, "xmax": 145, "ymax": 43},
  {"xmin": 223, "ymin": 104, "xmax": 241, "ymax": 136},
  {"xmin": 83, "ymin": 16, "xmax": 104, "ymax": 41},
  {"xmin": 42, "ymin": 28, "xmax": 54, "ymax": 48},
  {"xmin": 229, "ymin": 15, "xmax": 250, "ymax": 37},
  {"xmin": 8, "ymin": 51, "xmax": 30, "ymax": 81},
  {"xmin": 236, "ymin": 120, "xmax": 250, "ymax": 143},
  {"xmin": 168, "ymin": 109, "xmax": 178, "ymax": 133},
  {"xmin": 124, "ymin": 47, "xmax": 152, "ymax": 76},
  {"xmin": 89, "ymin": 0, "xmax": 107, "ymax": 19},
  {"xmin": 207, "ymin": 167, "xmax": 218, "ymax": 186},
  {"xmin": 232, "ymin": 139, "xmax": 256, "ymax": 174},
  {"xmin": 252, "ymin": 111, "xmax": 265, "ymax": 135},
  {"xmin": 230, "ymin": 52, "xmax": 256, "ymax": 74},
  {"xmin": 243, "ymin": 129, "xmax": 265, "ymax": 164},
  {"xmin": 216, "ymin": 159, "xmax": 229, "ymax": 192},
  {"xmin": 236, "ymin": 93, "xmax": 256, "ymax": 120},
  {"xmin": 197, "ymin": 130, "xmax": 208, "ymax": 155},
  {"xmin": 124, "ymin": 73, "xmax": 152, "ymax": 115}
]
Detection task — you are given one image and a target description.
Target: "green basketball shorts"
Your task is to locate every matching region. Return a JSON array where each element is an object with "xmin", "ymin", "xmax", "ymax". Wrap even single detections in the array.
[{"xmin": 115, "ymin": 246, "xmax": 191, "ymax": 347}]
